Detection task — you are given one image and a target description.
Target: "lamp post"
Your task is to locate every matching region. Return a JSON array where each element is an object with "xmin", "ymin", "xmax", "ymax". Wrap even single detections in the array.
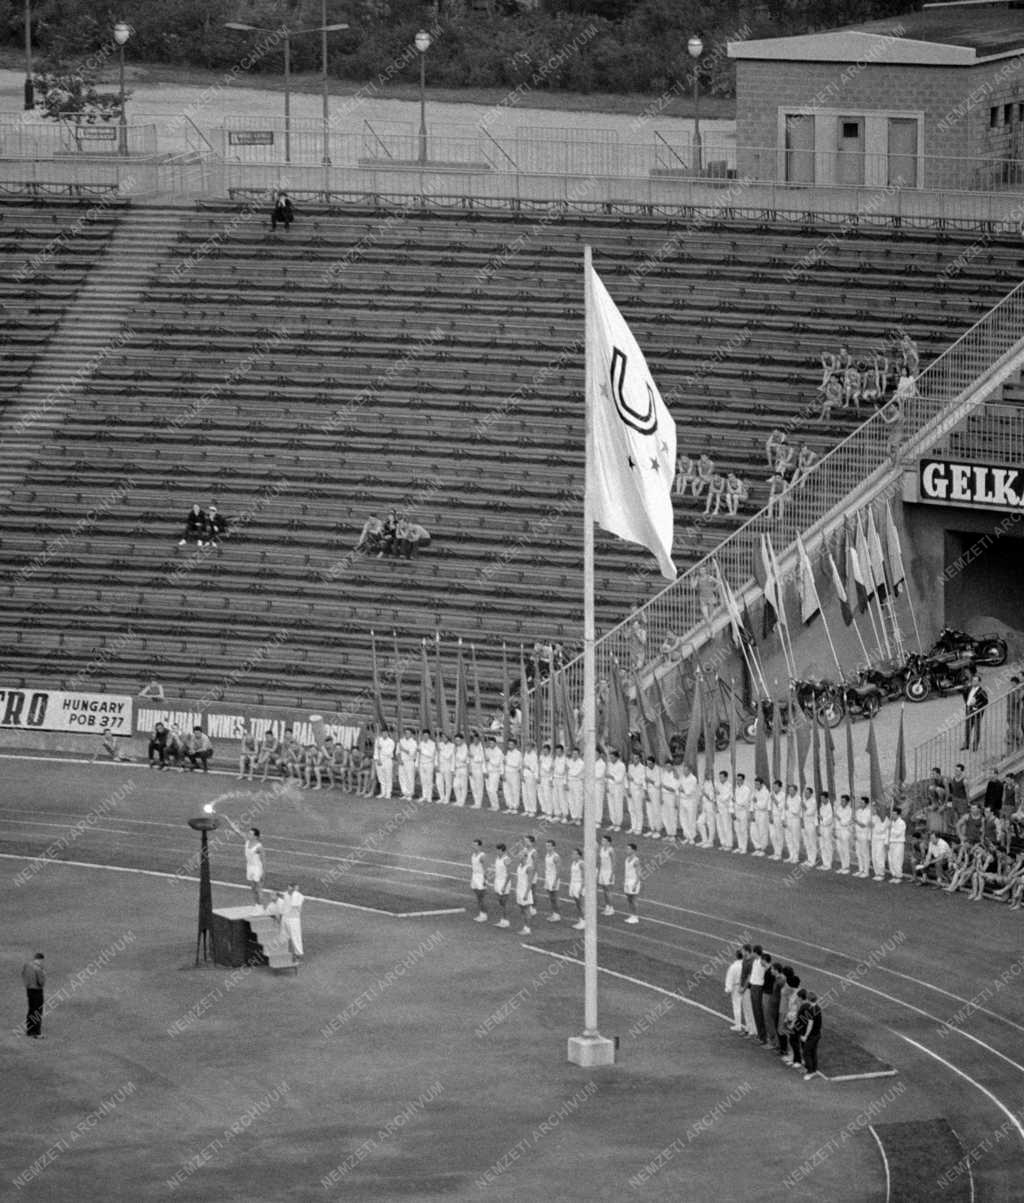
[
  {"xmin": 114, "ymin": 21, "xmax": 131, "ymax": 156},
  {"xmin": 687, "ymin": 34, "xmax": 703, "ymax": 176},
  {"xmin": 23, "ymin": 0, "xmax": 33, "ymax": 110},
  {"xmin": 415, "ymin": 30, "xmax": 431, "ymax": 165}
]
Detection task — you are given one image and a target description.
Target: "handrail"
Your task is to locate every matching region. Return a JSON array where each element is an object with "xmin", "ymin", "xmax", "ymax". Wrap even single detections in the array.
[
  {"xmin": 653, "ymin": 130, "xmax": 687, "ymax": 171},
  {"xmin": 362, "ymin": 120, "xmax": 393, "ymax": 161},
  {"xmin": 481, "ymin": 128, "xmax": 517, "ymax": 172}
]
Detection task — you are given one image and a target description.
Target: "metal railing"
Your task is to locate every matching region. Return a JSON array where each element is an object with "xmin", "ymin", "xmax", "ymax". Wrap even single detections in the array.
[
  {"xmin": 555, "ymin": 277, "xmax": 1024, "ymax": 715},
  {"xmin": 911, "ymin": 677, "xmax": 1024, "ymax": 796}
]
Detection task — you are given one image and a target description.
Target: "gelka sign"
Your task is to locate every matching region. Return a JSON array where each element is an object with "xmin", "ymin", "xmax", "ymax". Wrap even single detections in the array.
[
  {"xmin": 919, "ymin": 459, "xmax": 1024, "ymax": 511},
  {"xmin": 0, "ymin": 689, "xmax": 132, "ymax": 734}
]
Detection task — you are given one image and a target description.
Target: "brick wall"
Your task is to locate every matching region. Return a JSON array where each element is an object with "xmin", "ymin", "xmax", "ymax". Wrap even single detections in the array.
[{"xmin": 736, "ymin": 55, "xmax": 1024, "ymax": 190}]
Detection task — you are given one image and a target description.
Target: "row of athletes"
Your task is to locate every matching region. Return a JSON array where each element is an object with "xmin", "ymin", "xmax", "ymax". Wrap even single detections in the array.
[
  {"xmin": 237, "ymin": 728, "xmax": 373, "ymax": 791},
  {"xmin": 469, "ymin": 834, "xmax": 642, "ymax": 933}
]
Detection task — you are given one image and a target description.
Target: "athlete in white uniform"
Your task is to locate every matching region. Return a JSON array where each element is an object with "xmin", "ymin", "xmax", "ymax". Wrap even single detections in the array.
[
  {"xmin": 752, "ymin": 776, "xmax": 771, "ymax": 856},
  {"xmin": 568, "ymin": 848, "xmax": 585, "ymax": 929},
  {"xmin": 374, "ymin": 728, "xmax": 395, "ymax": 800},
  {"xmin": 817, "ymin": 792, "xmax": 834, "ymax": 871},
  {"xmin": 567, "ymin": 747, "xmax": 584, "ymax": 823},
  {"xmin": 785, "ymin": 784, "xmax": 803, "ymax": 864},
  {"xmin": 699, "ymin": 774, "xmax": 717, "ymax": 848},
  {"xmin": 835, "ymin": 794, "xmax": 853, "ymax": 874},
  {"xmin": 492, "ymin": 843, "xmax": 511, "ymax": 927},
  {"xmin": 452, "ymin": 734, "xmax": 469, "ymax": 807},
  {"xmin": 470, "ymin": 839, "xmax": 488, "ymax": 922},
  {"xmin": 678, "ymin": 762, "xmax": 699, "ymax": 845},
  {"xmin": 854, "ymin": 796, "xmax": 872, "ymax": 878},
  {"xmin": 436, "ymin": 732, "xmax": 454, "ymax": 804},
  {"xmin": 623, "ymin": 844, "xmax": 641, "ymax": 924},
  {"xmin": 469, "ymin": 735, "xmax": 486, "ymax": 808},
  {"xmin": 397, "ymin": 727, "xmax": 418, "ymax": 801},
  {"xmin": 593, "ymin": 750, "xmax": 607, "ymax": 827},
  {"xmin": 552, "ymin": 745, "xmax": 569, "ymax": 822},
  {"xmin": 716, "ymin": 771, "xmax": 734, "ymax": 850},
  {"xmin": 644, "ymin": 757, "xmax": 662, "ymax": 837},
  {"xmin": 769, "ymin": 780, "xmax": 786, "ymax": 860},
  {"xmin": 544, "ymin": 841, "xmax": 562, "ymax": 921},
  {"xmin": 606, "ymin": 749, "xmax": 627, "ymax": 830},
  {"xmin": 485, "ymin": 737, "xmax": 504, "ymax": 811},
  {"xmin": 732, "ymin": 772, "xmax": 751, "ymax": 854},
  {"xmin": 521, "ymin": 741, "xmax": 539, "ymax": 816},
  {"xmin": 871, "ymin": 808, "xmax": 890, "ymax": 882},
  {"xmin": 888, "ymin": 807, "xmax": 907, "ymax": 883},
  {"xmin": 538, "ymin": 743, "xmax": 554, "ymax": 819},
  {"xmin": 244, "ymin": 827, "xmax": 264, "ymax": 907},
  {"xmin": 515, "ymin": 851, "xmax": 534, "ymax": 934},
  {"xmin": 660, "ymin": 758, "xmax": 679, "ymax": 840},
  {"xmin": 503, "ymin": 738, "xmax": 523, "ymax": 815},
  {"xmin": 802, "ymin": 788, "xmax": 819, "ymax": 868},
  {"xmin": 417, "ymin": 729, "xmax": 436, "ymax": 803},
  {"xmin": 598, "ymin": 835, "xmax": 615, "ymax": 915},
  {"xmin": 281, "ymin": 883, "xmax": 304, "ymax": 957},
  {"xmin": 626, "ymin": 752, "xmax": 646, "ymax": 835}
]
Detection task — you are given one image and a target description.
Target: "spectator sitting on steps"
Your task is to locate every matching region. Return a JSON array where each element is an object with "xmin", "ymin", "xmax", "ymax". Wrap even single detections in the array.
[
  {"xmin": 187, "ymin": 726, "xmax": 214, "ymax": 773},
  {"xmin": 271, "ymin": 190, "xmax": 294, "ymax": 231},
  {"xmin": 202, "ymin": 504, "xmax": 228, "ymax": 548},
  {"xmin": 378, "ymin": 509, "xmax": 399, "ymax": 558},
  {"xmin": 179, "ymin": 503, "xmax": 205, "ymax": 547},
  {"xmin": 356, "ymin": 516, "xmax": 384, "ymax": 555},
  {"xmin": 397, "ymin": 519, "xmax": 432, "ymax": 559}
]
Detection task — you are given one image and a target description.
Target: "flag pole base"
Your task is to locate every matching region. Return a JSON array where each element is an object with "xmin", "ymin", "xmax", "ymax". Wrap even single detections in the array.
[{"xmin": 567, "ymin": 1033, "xmax": 616, "ymax": 1067}]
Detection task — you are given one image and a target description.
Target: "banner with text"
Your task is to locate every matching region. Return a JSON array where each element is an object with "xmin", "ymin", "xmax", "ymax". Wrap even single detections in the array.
[
  {"xmin": 919, "ymin": 458, "xmax": 1024, "ymax": 511},
  {"xmin": 134, "ymin": 702, "xmax": 361, "ymax": 749},
  {"xmin": 0, "ymin": 688, "xmax": 133, "ymax": 734}
]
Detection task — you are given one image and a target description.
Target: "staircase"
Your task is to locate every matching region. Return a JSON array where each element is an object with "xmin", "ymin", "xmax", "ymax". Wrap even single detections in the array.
[
  {"xmin": 248, "ymin": 909, "xmax": 299, "ymax": 973},
  {"xmin": 0, "ymin": 209, "xmax": 186, "ymax": 502}
]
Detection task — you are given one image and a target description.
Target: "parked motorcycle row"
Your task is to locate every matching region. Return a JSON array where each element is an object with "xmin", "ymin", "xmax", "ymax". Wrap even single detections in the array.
[{"xmin": 737, "ymin": 627, "xmax": 1007, "ymax": 739}]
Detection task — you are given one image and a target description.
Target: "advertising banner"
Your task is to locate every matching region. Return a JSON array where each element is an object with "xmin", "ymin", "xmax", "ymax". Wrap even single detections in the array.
[{"xmin": 0, "ymin": 688, "xmax": 133, "ymax": 734}]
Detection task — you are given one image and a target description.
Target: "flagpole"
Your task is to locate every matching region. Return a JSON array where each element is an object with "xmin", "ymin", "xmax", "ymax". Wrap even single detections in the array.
[{"xmin": 569, "ymin": 245, "xmax": 615, "ymax": 1068}]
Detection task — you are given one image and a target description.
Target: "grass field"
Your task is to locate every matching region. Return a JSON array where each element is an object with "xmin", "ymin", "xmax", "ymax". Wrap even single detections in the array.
[{"xmin": 2, "ymin": 754, "xmax": 1021, "ymax": 1201}]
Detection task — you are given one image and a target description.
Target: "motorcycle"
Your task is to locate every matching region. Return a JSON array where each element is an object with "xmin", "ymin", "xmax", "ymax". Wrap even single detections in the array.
[
  {"xmin": 930, "ymin": 626, "xmax": 1008, "ymax": 668},
  {"xmin": 839, "ymin": 672, "xmax": 883, "ymax": 720},
  {"xmin": 741, "ymin": 697, "xmax": 794, "ymax": 743},
  {"xmin": 861, "ymin": 660, "xmax": 909, "ymax": 704},
  {"xmin": 903, "ymin": 649, "xmax": 975, "ymax": 703},
  {"xmin": 794, "ymin": 678, "xmax": 844, "ymax": 728}
]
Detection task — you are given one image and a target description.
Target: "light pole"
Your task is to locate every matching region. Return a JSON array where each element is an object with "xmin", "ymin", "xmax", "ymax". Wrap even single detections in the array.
[
  {"xmin": 321, "ymin": 0, "xmax": 329, "ymax": 167},
  {"xmin": 23, "ymin": 0, "xmax": 33, "ymax": 110},
  {"xmin": 114, "ymin": 21, "xmax": 131, "ymax": 156},
  {"xmin": 415, "ymin": 29, "xmax": 431, "ymax": 165},
  {"xmin": 687, "ymin": 34, "xmax": 703, "ymax": 176}
]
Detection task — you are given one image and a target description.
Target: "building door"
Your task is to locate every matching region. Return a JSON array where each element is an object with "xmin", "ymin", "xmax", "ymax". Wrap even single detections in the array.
[
  {"xmin": 943, "ymin": 529, "xmax": 1024, "ymax": 631},
  {"xmin": 836, "ymin": 117, "xmax": 865, "ymax": 186},
  {"xmin": 887, "ymin": 117, "xmax": 918, "ymax": 187},
  {"xmin": 784, "ymin": 114, "xmax": 815, "ymax": 184}
]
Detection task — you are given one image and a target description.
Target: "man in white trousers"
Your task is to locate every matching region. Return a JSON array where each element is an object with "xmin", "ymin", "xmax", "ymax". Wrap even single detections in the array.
[
  {"xmin": 417, "ymin": 728, "xmax": 436, "ymax": 803},
  {"xmin": 871, "ymin": 806, "xmax": 890, "ymax": 882},
  {"xmin": 817, "ymin": 791, "xmax": 834, "ymax": 871},
  {"xmin": 835, "ymin": 794, "xmax": 853, "ymax": 875},
  {"xmin": 484, "ymin": 736, "xmax": 504, "ymax": 811},
  {"xmin": 521, "ymin": 740, "xmax": 539, "ymax": 817},
  {"xmin": 785, "ymin": 784, "xmax": 803, "ymax": 864},
  {"xmin": 606, "ymin": 748, "xmax": 626, "ymax": 830},
  {"xmin": 374, "ymin": 727, "xmax": 395, "ymax": 800},
  {"xmin": 732, "ymin": 772, "xmax": 751, "ymax": 854},
  {"xmin": 644, "ymin": 755, "xmax": 662, "ymax": 837},
  {"xmin": 751, "ymin": 776, "xmax": 771, "ymax": 856},
  {"xmin": 724, "ymin": 949, "xmax": 745, "ymax": 1032},
  {"xmin": 503, "ymin": 737, "xmax": 522, "ymax": 815},
  {"xmin": 769, "ymin": 780, "xmax": 786, "ymax": 860},
  {"xmin": 802, "ymin": 787, "xmax": 819, "ymax": 868},
  {"xmin": 397, "ymin": 726, "xmax": 418, "ymax": 802},
  {"xmin": 538, "ymin": 742, "xmax": 554, "ymax": 819},
  {"xmin": 627, "ymin": 751, "xmax": 646, "ymax": 836},
  {"xmin": 593, "ymin": 747, "xmax": 607, "ymax": 827},
  {"xmin": 661, "ymin": 757, "xmax": 679, "ymax": 841},
  {"xmin": 699, "ymin": 774, "xmax": 717, "ymax": 848},
  {"xmin": 469, "ymin": 734, "xmax": 486, "ymax": 808},
  {"xmin": 678, "ymin": 761, "xmax": 699, "ymax": 845},
  {"xmin": 716, "ymin": 771, "xmax": 734, "ymax": 850},
  {"xmin": 888, "ymin": 806, "xmax": 907, "ymax": 883},
  {"xmin": 281, "ymin": 883, "xmax": 304, "ymax": 958},
  {"xmin": 436, "ymin": 732, "xmax": 454, "ymax": 804},
  {"xmin": 452, "ymin": 733, "xmax": 469, "ymax": 807},
  {"xmin": 567, "ymin": 746, "xmax": 585, "ymax": 823}
]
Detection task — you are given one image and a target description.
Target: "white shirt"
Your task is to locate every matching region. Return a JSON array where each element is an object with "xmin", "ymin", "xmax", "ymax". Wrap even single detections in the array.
[
  {"xmin": 627, "ymin": 762, "xmax": 646, "ymax": 791},
  {"xmin": 753, "ymin": 786, "xmax": 771, "ymax": 813},
  {"xmin": 471, "ymin": 851, "xmax": 486, "ymax": 890},
  {"xmin": 608, "ymin": 759, "xmax": 627, "ymax": 789},
  {"xmin": 679, "ymin": 771, "xmax": 698, "ymax": 802},
  {"xmin": 493, "ymin": 854, "xmax": 510, "ymax": 894},
  {"xmin": 598, "ymin": 846, "xmax": 614, "ymax": 884},
  {"xmin": 398, "ymin": 736, "xmax": 417, "ymax": 763},
  {"xmin": 733, "ymin": 783, "xmax": 751, "ymax": 812},
  {"xmin": 523, "ymin": 749, "xmax": 539, "ymax": 778},
  {"xmin": 453, "ymin": 743, "xmax": 469, "ymax": 774},
  {"xmin": 569, "ymin": 859, "xmax": 583, "ymax": 895},
  {"xmin": 749, "ymin": 958, "xmax": 767, "ymax": 987},
  {"xmin": 438, "ymin": 741, "xmax": 455, "ymax": 771},
  {"xmin": 623, "ymin": 855, "xmax": 640, "ymax": 893},
  {"xmin": 567, "ymin": 756, "xmax": 584, "ymax": 783},
  {"xmin": 725, "ymin": 958, "xmax": 743, "ymax": 993},
  {"xmin": 376, "ymin": 734, "xmax": 395, "ymax": 762},
  {"xmin": 890, "ymin": 815, "xmax": 907, "ymax": 843},
  {"xmin": 418, "ymin": 738, "xmax": 436, "ymax": 765},
  {"xmin": 544, "ymin": 852, "xmax": 561, "ymax": 891},
  {"xmin": 486, "ymin": 746, "xmax": 504, "ymax": 775},
  {"xmin": 504, "ymin": 747, "xmax": 523, "ymax": 777}
]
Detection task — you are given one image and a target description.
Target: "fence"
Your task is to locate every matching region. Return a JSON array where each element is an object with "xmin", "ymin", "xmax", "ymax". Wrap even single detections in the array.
[
  {"xmin": 554, "ymin": 276, "xmax": 1024, "ymax": 721},
  {"xmin": 911, "ymin": 677, "xmax": 1024, "ymax": 795}
]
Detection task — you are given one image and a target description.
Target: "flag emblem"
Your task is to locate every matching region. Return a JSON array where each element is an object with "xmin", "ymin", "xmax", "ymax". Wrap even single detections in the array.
[{"xmin": 609, "ymin": 348, "xmax": 657, "ymax": 434}]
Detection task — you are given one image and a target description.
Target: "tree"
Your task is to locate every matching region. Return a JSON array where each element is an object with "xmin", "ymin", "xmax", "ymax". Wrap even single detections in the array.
[{"xmin": 33, "ymin": 64, "xmax": 125, "ymax": 124}]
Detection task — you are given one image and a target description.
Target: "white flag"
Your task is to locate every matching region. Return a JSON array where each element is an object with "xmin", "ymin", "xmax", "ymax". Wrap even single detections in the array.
[
  {"xmin": 796, "ymin": 535, "xmax": 821, "ymax": 624},
  {"xmin": 587, "ymin": 262, "xmax": 677, "ymax": 580}
]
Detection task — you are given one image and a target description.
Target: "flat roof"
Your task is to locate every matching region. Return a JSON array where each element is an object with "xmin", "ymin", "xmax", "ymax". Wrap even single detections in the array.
[{"xmin": 729, "ymin": 2, "xmax": 1024, "ymax": 65}]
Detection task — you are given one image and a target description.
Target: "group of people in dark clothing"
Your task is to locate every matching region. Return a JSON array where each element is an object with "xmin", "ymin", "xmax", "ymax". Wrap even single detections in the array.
[
  {"xmin": 725, "ymin": 942, "xmax": 823, "ymax": 1080},
  {"xmin": 147, "ymin": 721, "xmax": 214, "ymax": 771},
  {"xmin": 178, "ymin": 503, "xmax": 228, "ymax": 549}
]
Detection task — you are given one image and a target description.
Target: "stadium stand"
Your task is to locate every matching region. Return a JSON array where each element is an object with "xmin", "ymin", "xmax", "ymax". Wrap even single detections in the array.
[{"xmin": 1, "ymin": 202, "xmax": 1022, "ymax": 711}]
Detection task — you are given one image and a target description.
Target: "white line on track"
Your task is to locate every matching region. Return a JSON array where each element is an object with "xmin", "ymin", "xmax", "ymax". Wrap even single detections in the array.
[
  {"xmin": 1, "ymin": 818, "xmax": 137, "ymax": 836},
  {"xmin": 867, "ymin": 1125, "xmax": 891, "ymax": 1203},
  {"xmin": 893, "ymin": 1033, "xmax": 1024, "ymax": 1145},
  {"xmin": 0, "ymin": 853, "xmax": 434, "ymax": 918},
  {"xmin": 522, "ymin": 944, "xmax": 733, "ymax": 1026},
  {"xmin": 395, "ymin": 907, "xmax": 466, "ymax": 918}
]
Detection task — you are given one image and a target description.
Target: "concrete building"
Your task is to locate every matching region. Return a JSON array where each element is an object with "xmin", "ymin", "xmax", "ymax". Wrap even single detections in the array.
[{"xmin": 728, "ymin": 2, "xmax": 1024, "ymax": 192}]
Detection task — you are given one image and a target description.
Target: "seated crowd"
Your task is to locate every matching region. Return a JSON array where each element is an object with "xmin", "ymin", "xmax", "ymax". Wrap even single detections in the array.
[
  {"xmin": 145, "ymin": 721, "xmax": 215, "ymax": 771},
  {"xmin": 237, "ymin": 725, "xmax": 372, "ymax": 792},
  {"xmin": 356, "ymin": 509, "xmax": 432, "ymax": 560},
  {"xmin": 673, "ymin": 454, "xmax": 749, "ymax": 517}
]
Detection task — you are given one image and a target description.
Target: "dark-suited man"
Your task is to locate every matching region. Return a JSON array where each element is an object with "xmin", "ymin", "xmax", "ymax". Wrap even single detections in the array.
[
  {"xmin": 22, "ymin": 953, "xmax": 45, "ymax": 1038},
  {"xmin": 962, "ymin": 673, "xmax": 988, "ymax": 752}
]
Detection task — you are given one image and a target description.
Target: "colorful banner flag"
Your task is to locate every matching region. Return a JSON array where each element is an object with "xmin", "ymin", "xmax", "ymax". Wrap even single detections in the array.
[
  {"xmin": 434, "ymin": 635, "xmax": 450, "ymax": 736},
  {"xmin": 704, "ymin": 674, "xmax": 718, "ymax": 781},
  {"xmin": 419, "ymin": 641, "xmax": 432, "ymax": 734},
  {"xmin": 811, "ymin": 707, "xmax": 823, "ymax": 801},
  {"xmin": 867, "ymin": 507, "xmax": 889, "ymax": 602},
  {"xmin": 894, "ymin": 705, "xmax": 907, "ymax": 796},
  {"xmin": 855, "ymin": 512, "xmax": 876, "ymax": 602},
  {"xmin": 844, "ymin": 709, "xmax": 855, "ymax": 802},
  {"xmin": 884, "ymin": 500, "xmax": 907, "ymax": 598},
  {"xmin": 796, "ymin": 535, "xmax": 821, "ymax": 625},
  {"xmin": 519, "ymin": 646, "xmax": 531, "ymax": 749},
  {"xmin": 370, "ymin": 629, "xmax": 387, "ymax": 733},
  {"xmin": 455, "ymin": 639, "xmax": 469, "ymax": 736},
  {"xmin": 759, "ymin": 534, "xmax": 780, "ymax": 640},
  {"xmin": 586, "ymin": 262, "xmax": 677, "ymax": 580},
  {"xmin": 652, "ymin": 673, "xmax": 673, "ymax": 762},
  {"xmin": 393, "ymin": 631, "xmax": 405, "ymax": 735},
  {"xmin": 866, "ymin": 717, "xmax": 886, "ymax": 806},
  {"xmin": 754, "ymin": 705, "xmax": 770, "ymax": 785},
  {"xmin": 823, "ymin": 717, "xmax": 836, "ymax": 802},
  {"xmin": 771, "ymin": 700, "xmax": 782, "ymax": 785},
  {"xmin": 714, "ymin": 559, "xmax": 749, "ymax": 650},
  {"xmin": 501, "ymin": 644, "xmax": 510, "ymax": 745},
  {"xmin": 794, "ymin": 699, "xmax": 810, "ymax": 794},
  {"xmin": 607, "ymin": 659, "xmax": 630, "ymax": 760},
  {"xmin": 827, "ymin": 538, "xmax": 853, "ymax": 627},
  {"xmin": 683, "ymin": 669, "xmax": 702, "ymax": 772},
  {"xmin": 470, "ymin": 644, "xmax": 484, "ymax": 732}
]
